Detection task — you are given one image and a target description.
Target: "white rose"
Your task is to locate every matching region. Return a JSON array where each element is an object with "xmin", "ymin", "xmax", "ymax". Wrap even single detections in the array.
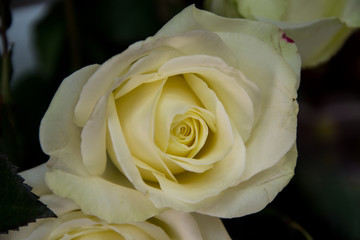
[
  {"xmin": 205, "ymin": 0, "xmax": 360, "ymax": 67},
  {"xmin": 1, "ymin": 164, "xmax": 230, "ymax": 240},
  {"xmin": 40, "ymin": 5, "xmax": 300, "ymax": 223}
]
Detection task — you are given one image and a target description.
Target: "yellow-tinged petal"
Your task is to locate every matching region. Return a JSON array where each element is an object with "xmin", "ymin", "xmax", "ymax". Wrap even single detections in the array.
[
  {"xmin": 218, "ymin": 32, "xmax": 299, "ymax": 181},
  {"xmin": 280, "ymin": 19, "xmax": 353, "ymax": 67},
  {"xmin": 197, "ymin": 144, "xmax": 297, "ymax": 217},
  {"xmin": 156, "ymin": 6, "xmax": 300, "ymax": 76},
  {"xmin": 19, "ymin": 163, "xmax": 51, "ymax": 196},
  {"xmin": 191, "ymin": 213, "xmax": 231, "ymax": 240},
  {"xmin": 45, "ymin": 170, "xmax": 160, "ymax": 224},
  {"xmin": 73, "ymin": 43, "xmax": 144, "ymax": 127},
  {"xmin": 153, "ymin": 132, "xmax": 245, "ymax": 204},
  {"xmin": 115, "ymin": 79, "xmax": 178, "ymax": 181},
  {"xmin": 106, "ymin": 93, "xmax": 147, "ymax": 190},
  {"xmin": 39, "ymin": 194, "xmax": 79, "ymax": 217},
  {"xmin": 155, "ymin": 74, "xmax": 204, "ymax": 152},
  {"xmin": 154, "ymin": 210, "xmax": 203, "ymax": 240},
  {"xmin": 40, "ymin": 65, "xmax": 99, "ymax": 155},
  {"xmin": 80, "ymin": 94, "xmax": 108, "ymax": 175}
]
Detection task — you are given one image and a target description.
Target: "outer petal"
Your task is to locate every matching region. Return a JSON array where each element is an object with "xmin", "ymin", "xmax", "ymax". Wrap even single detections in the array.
[
  {"xmin": 342, "ymin": 0, "xmax": 360, "ymax": 27},
  {"xmin": 155, "ymin": 5, "xmax": 300, "ymax": 79},
  {"xmin": 204, "ymin": 0, "xmax": 240, "ymax": 18},
  {"xmin": 197, "ymin": 144, "xmax": 297, "ymax": 217},
  {"xmin": 39, "ymin": 194, "xmax": 79, "ymax": 216},
  {"xmin": 218, "ymin": 31, "xmax": 299, "ymax": 181},
  {"xmin": 19, "ymin": 163, "xmax": 51, "ymax": 196},
  {"xmin": 155, "ymin": 210, "xmax": 203, "ymax": 240},
  {"xmin": 80, "ymin": 94, "xmax": 108, "ymax": 175},
  {"xmin": 40, "ymin": 64, "xmax": 99, "ymax": 156},
  {"xmin": 191, "ymin": 213, "xmax": 231, "ymax": 240},
  {"xmin": 154, "ymin": 210, "xmax": 231, "ymax": 240},
  {"xmin": 279, "ymin": 19, "xmax": 354, "ymax": 67},
  {"xmin": 235, "ymin": 0, "xmax": 288, "ymax": 20},
  {"xmin": 73, "ymin": 43, "xmax": 144, "ymax": 127},
  {"xmin": 45, "ymin": 169, "xmax": 160, "ymax": 224}
]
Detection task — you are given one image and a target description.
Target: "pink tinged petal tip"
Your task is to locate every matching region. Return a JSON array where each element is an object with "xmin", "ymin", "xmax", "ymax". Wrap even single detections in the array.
[{"xmin": 281, "ymin": 33, "xmax": 295, "ymax": 43}]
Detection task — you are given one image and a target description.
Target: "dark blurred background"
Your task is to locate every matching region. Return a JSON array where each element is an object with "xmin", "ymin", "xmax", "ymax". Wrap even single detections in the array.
[{"xmin": 1, "ymin": 0, "xmax": 360, "ymax": 239}]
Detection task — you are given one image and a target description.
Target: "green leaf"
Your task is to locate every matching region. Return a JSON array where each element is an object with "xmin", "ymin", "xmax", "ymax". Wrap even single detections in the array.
[{"xmin": 0, "ymin": 154, "xmax": 56, "ymax": 233}]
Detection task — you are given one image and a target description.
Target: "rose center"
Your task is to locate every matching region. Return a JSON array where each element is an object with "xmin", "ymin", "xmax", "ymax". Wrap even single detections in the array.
[
  {"xmin": 166, "ymin": 109, "xmax": 214, "ymax": 158},
  {"xmin": 171, "ymin": 117, "xmax": 196, "ymax": 147}
]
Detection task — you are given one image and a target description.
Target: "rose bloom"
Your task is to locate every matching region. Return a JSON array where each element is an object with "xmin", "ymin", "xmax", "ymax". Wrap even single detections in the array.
[
  {"xmin": 205, "ymin": 0, "xmax": 360, "ymax": 67},
  {"xmin": 0, "ymin": 165, "xmax": 230, "ymax": 240},
  {"xmin": 40, "ymin": 6, "xmax": 300, "ymax": 223}
]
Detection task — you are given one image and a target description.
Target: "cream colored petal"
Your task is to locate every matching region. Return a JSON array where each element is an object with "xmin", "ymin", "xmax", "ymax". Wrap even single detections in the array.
[
  {"xmin": 115, "ymin": 79, "xmax": 178, "ymax": 180},
  {"xmin": 47, "ymin": 212, "xmax": 101, "ymax": 239},
  {"xmin": 19, "ymin": 163, "xmax": 51, "ymax": 196},
  {"xmin": 280, "ymin": 19, "xmax": 354, "ymax": 67},
  {"xmin": 197, "ymin": 144, "xmax": 297, "ymax": 218},
  {"xmin": 155, "ymin": 74, "xmax": 203, "ymax": 152},
  {"xmin": 40, "ymin": 64, "xmax": 99, "ymax": 155},
  {"xmin": 191, "ymin": 213, "xmax": 231, "ymax": 240},
  {"xmin": 218, "ymin": 32, "xmax": 299, "ymax": 181},
  {"xmin": 45, "ymin": 170, "xmax": 160, "ymax": 224},
  {"xmin": 8, "ymin": 219, "xmax": 59, "ymax": 240},
  {"xmin": 185, "ymin": 66, "xmax": 259, "ymax": 142},
  {"xmin": 74, "ymin": 28, "xmax": 236, "ymax": 127},
  {"xmin": 236, "ymin": 0, "xmax": 288, "ymax": 20},
  {"xmin": 156, "ymin": 55, "xmax": 260, "ymax": 142},
  {"xmin": 73, "ymin": 42, "xmax": 145, "ymax": 127},
  {"xmin": 106, "ymin": 93, "xmax": 148, "ymax": 190},
  {"xmin": 39, "ymin": 194, "xmax": 79, "ymax": 217},
  {"xmin": 154, "ymin": 131, "xmax": 245, "ymax": 204},
  {"xmin": 40, "ymin": 65, "xmax": 100, "ymax": 177},
  {"xmin": 164, "ymin": 97, "xmax": 233, "ymax": 172},
  {"xmin": 102, "ymin": 225, "xmax": 153, "ymax": 240},
  {"xmin": 80, "ymin": 94, "xmax": 108, "ymax": 175},
  {"xmin": 155, "ymin": 29, "xmax": 237, "ymax": 68},
  {"xmin": 280, "ymin": 0, "xmax": 346, "ymax": 22},
  {"xmin": 113, "ymin": 47, "xmax": 183, "ymax": 99},
  {"xmin": 342, "ymin": 0, "xmax": 360, "ymax": 27},
  {"xmin": 127, "ymin": 222, "xmax": 170, "ymax": 240},
  {"xmin": 204, "ymin": 0, "xmax": 241, "ymax": 18},
  {"xmin": 160, "ymin": 153, "xmax": 213, "ymax": 174},
  {"xmin": 155, "ymin": 210, "xmax": 203, "ymax": 240},
  {"xmin": 134, "ymin": 157, "xmax": 167, "ymax": 183},
  {"xmin": 156, "ymin": 6, "xmax": 300, "ymax": 78}
]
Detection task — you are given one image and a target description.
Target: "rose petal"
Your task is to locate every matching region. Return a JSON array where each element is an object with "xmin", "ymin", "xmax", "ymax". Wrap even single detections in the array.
[
  {"xmin": 19, "ymin": 163, "xmax": 51, "ymax": 196},
  {"xmin": 73, "ymin": 43, "xmax": 145, "ymax": 126},
  {"xmin": 39, "ymin": 194, "xmax": 79, "ymax": 217},
  {"xmin": 153, "ymin": 131, "xmax": 245, "ymax": 204},
  {"xmin": 40, "ymin": 65, "xmax": 99, "ymax": 155},
  {"xmin": 197, "ymin": 144, "xmax": 297, "ymax": 217},
  {"xmin": 106, "ymin": 93, "xmax": 148, "ymax": 190},
  {"xmin": 154, "ymin": 74, "xmax": 204, "ymax": 152},
  {"xmin": 342, "ymin": 0, "xmax": 360, "ymax": 27},
  {"xmin": 218, "ymin": 32, "xmax": 299, "ymax": 181},
  {"xmin": 280, "ymin": 19, "xmax": 353, "ymax": 67},
  {"xmin": 156, "ymin": 6, "xmax": 300, "ymax": 78},
  {"xmin": 191, "ymin": 213, "xmax": 231, "ymax": 240},
  {"xmin": 155, "ymin": 210, "xmax": 203, "ymax": 240},
  {"xmin": 115, "ymin": 79, "xmax": 178, "ymax": 181},
  {"xmin": 158, "ymin": 55, "xmax": 260, "ymax": 142},
  {"xmin": 45, "ymin": 170, "xmax": 160, "ymax": 224},
  {"xmin": 236, "ymin": 0, "xmax": 288, "ymax": 20},
  {"xmin": 80, "ymin": 94, "xmax": 108, "ymax": 175}
]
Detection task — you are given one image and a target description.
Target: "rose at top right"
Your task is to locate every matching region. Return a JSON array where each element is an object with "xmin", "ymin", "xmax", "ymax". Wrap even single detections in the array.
[{"xmin": 205, "ymin": 0, "xmax": 360, "ymax": 67}]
